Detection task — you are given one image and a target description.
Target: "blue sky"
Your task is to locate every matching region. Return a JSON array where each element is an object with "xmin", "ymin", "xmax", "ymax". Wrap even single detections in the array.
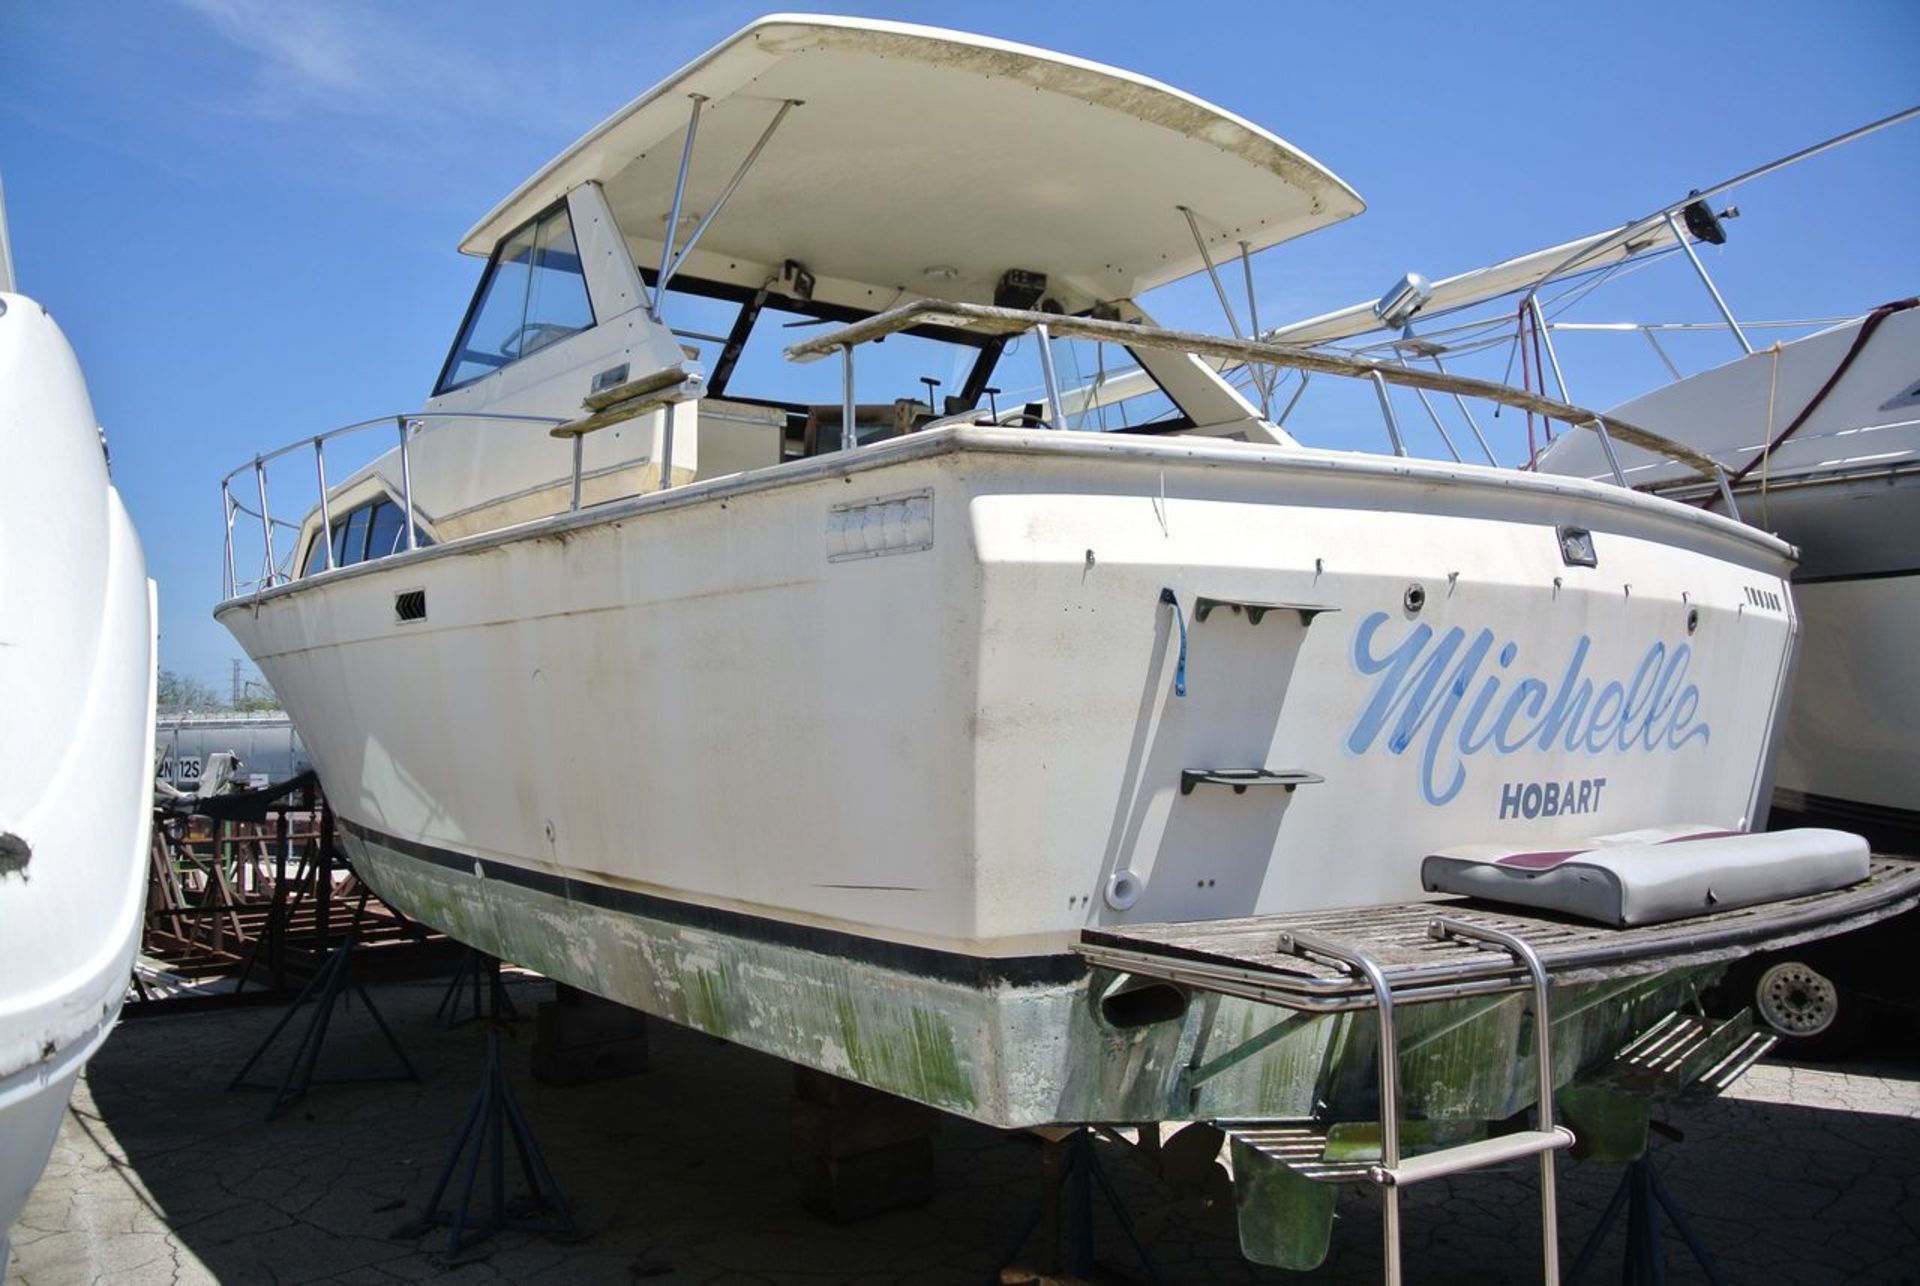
[{"xmin": 4, "ymin": 0, "xmax": 1916, "ymax": 690}]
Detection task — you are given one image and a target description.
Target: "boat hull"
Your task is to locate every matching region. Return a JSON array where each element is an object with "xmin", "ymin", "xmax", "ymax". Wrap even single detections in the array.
[
  {"xmin": 345, "ymin": 820, "xmax": 1711, "ymax": 1126},
  {"xmin": 220, "ymin": 426, "xmax": 1797, "ymax": 1126},
  {"xmin": 0, "ymin": 294, "xmax": 156, "ymax": 1251},
  {"xmin": 1759, "ymin": 475, "xmax": 1920, "ymax": 839}
]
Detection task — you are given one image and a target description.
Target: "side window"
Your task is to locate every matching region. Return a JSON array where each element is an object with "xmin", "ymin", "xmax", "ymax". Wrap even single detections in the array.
[
  {"xmin": 329, "ymin": 513, "xmax": 353, "ymax": 567},
  {"xmin": 302, "ymin": 497, "xmax": 437, "ymax": 578},
  {"xmin": 302, "ymin": 533, "xmax": 329, "ymax": 577},
  {"xmin": 523, "ymin": 212, "xmax": 594, "ymax": 355},
  {"xmin": 435, "ymin": 205, "xmax": 595, "ymax": 393},
  {"xmin": 338, "ymin": 506, "xmax": 372, "ymax": 567},
  {"xmin": 364, "ymin": 501, "xmax": 405, "ymax": 561}
]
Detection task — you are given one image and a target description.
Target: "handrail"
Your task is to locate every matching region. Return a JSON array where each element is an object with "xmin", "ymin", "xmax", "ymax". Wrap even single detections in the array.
[
  {"xmin": 1543, "ymin": 319, "xmax": 1851, "ymax": 333},
  {"xmin": 784, "ymin": 298, "xmax": 1730, "ymax": 484},
  {"xmin": 216, "ymin": 410, "xmax": 562, "ymax": 487},
  {"xmin": 219, "ymin": 409, "xmax": 564, "ymax": 601}
]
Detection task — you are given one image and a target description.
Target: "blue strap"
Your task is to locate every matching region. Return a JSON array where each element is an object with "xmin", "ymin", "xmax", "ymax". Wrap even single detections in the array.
[{"xmin": 1159, "ymin": 588, "xmax": 1187, "ymax": 698}]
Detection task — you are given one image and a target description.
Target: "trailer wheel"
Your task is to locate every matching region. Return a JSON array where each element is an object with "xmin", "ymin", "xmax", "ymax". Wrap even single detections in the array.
[{"xmin": 1752, "ymin": 959, "xmax": 1865, "ymax": 1060}]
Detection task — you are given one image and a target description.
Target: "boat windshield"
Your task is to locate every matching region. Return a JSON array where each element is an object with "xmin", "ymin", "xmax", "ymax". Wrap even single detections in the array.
[
  {"xmin": 654, "ymin": 273, "xmax": 1186, "ymax": 435},
  {"xmin": 436, "ymin": 204, "xmax": 597, "ymax": 394}
]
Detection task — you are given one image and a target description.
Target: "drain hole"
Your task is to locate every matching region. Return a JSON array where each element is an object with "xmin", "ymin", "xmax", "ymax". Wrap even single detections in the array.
[
  {"xmin": 1101, "ymin": 980, "xmax": 1189, "ymax": 1029},
  {"xmin": 395, "ymin": 589, "xmax": 427, "ymax": 622}
]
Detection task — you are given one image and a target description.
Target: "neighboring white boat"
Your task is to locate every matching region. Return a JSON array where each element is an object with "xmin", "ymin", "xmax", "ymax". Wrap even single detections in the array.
[
  {"xmin": 1541, "ymin": 304, "xmax": 1920, "ymax": 844},
  {"xmin": 212, "ymin": 19, "xmax": 1915, "ymax": 1271},
  {"xmin": 0, "ymin": 219, "xmax": 158, "ymax": 1254}
]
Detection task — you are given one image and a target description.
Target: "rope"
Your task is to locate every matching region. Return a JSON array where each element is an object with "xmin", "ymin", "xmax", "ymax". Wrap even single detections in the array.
[
  {"xmin": 1518, "ymin": 301, "xmax": 1539, "ymax": 467},
  {"xmin": 1159, "ymin": 589, "xmax": 1188, "ymax": 698},
  {"xmin": 1532, "ymin": 305, "xmax": 1554, "ymax": 446},
  {"xmin": 1760, "ymin": 341, "xmax": 1781, "ymax": 528}
]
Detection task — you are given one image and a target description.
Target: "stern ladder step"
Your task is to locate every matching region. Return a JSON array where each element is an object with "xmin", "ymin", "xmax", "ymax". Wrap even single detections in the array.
[
  {"xmin": 1276, "ymin": 916, "xmax": 1572, "ymax": 1285},
  {"xmin": 1370, "ymin": 1127, "xmax": 1574, "ymax": 1187}
]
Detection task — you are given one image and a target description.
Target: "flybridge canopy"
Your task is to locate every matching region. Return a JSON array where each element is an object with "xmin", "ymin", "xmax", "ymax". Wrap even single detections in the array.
[{"xmin": 460, "ymin": 15, "xmax": 1364, "ymax": 312}]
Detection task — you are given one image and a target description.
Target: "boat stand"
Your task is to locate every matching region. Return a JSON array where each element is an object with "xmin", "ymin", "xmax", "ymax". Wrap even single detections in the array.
[
  {"xmin": 435, "ymin": 946, "xmax": 518, "ymax": 1028},
  {"xmin": 401, "ymin": 988, "xmax": 581, "ymax": 1260},
  {"xmin": 227, "ymin": 931, "xmax": 419, "ymax": 1120},
  {"xmin": 1567, "ymin": 1147, "xmax": 1729, "ymax": 1286},
  {"xmin": 992, "ymin": 1127, "xmax": 1164, "ymax": 1286}
]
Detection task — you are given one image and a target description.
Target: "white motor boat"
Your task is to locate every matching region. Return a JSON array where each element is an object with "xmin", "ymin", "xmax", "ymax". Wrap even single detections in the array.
[
  {"xmin": 213, "ymin": 19, "xmax": 1917, "ymax": 1272},
  {"xmin": 0, "ymin": 202, "xmax": 158, "ymax": 1257},
  {"xmin": 1542, "ymin": 304, "xmax": 1920, "ymax": 845}
]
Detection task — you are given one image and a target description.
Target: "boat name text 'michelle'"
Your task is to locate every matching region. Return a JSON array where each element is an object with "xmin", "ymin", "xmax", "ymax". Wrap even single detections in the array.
[{"xmin": 1347, "ymin": 612, "xmax": 1711, "ymax": 808}]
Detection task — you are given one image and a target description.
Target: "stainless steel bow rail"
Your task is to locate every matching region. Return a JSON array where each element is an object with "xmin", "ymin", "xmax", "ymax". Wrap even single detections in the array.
[
  {"xmin": 218, "ymin": 410, "xmax": 564, "ymax": 599},
  {"xmin": 1076, "ymin": 856, "xmax": 1920, "ymax": 1285}
]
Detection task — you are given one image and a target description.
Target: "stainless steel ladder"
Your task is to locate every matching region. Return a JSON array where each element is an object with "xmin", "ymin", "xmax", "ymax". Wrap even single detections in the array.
[{"xmin": 1275, "ymin": 917, "xmax": 1575, "ymax": 1286}]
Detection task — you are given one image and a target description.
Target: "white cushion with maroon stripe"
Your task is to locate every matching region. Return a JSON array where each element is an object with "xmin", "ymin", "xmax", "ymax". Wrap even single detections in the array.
[{"xmin": 1420, "ymin": 825, "xmax": 1870, "ymax": 927}]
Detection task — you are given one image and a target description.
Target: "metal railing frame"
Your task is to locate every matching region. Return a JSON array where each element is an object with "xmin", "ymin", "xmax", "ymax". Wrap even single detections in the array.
[
  {"xmin": 785, "ymin": 298, "xmax": 1735, "ymax": 502},
  {"xmin": 219, "ymin": 410, "xmax": 563, "ymax": 600}
]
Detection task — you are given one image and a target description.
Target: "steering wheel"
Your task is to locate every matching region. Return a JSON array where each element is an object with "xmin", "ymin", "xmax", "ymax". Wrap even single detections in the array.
[{"xmin": 495, "ymin": 321, "xmax": 572, "ymax": 359}]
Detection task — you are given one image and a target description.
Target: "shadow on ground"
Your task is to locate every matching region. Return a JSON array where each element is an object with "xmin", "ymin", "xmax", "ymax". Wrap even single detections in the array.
[{"xmin": 8, "ymin": 975, "xmax": 1919, "ymax": 1285}]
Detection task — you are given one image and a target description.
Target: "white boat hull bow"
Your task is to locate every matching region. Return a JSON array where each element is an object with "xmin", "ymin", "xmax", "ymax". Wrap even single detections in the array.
[{"xmin": 0, "ymin": 292, "xmax": 156, "ymax": 1252}]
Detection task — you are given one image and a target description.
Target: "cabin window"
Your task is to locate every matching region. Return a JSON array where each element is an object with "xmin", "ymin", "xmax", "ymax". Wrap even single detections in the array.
[
  {"xmin": 301, "ymin": 532, "xmax": 327, "ymax": 578},
  {"xmin": 300, "ymin": 496, "xmax": 434, "ymax": 576},
  {"xmin": 336, "ymin": 505, "xmax": 372, "ymax": 567},
  {"xmin": 364, "ymin": 500, "xmax": 406, "ymax": 561},
  {"xmin": 435, "ymin": 205, "xmax": 596, "ymax": 393}
]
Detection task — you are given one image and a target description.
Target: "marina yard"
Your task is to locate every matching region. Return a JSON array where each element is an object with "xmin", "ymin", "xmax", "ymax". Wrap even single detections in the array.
[
  {"xmin": 5, "ymin": 9, "xmax": 1917, "ymax": 1284},
  {"xmin": 7, "ymin": 973, "xmax": 1917, "ymax": 1285}
]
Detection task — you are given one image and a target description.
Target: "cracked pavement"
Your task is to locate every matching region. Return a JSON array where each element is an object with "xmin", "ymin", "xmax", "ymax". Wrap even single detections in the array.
[{"xmin": 6, "ymin": 976, "xmax": 1917, "ymax": 1284}]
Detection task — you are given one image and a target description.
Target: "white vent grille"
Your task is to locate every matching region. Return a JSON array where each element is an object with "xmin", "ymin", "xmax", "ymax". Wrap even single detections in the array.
[{"xmin": 826, "ymin": 490, "xmax": 934, "ymax": 562}]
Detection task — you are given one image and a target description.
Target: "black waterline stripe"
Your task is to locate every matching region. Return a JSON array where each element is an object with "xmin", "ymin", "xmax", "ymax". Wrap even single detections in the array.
[
  {"xmin": 1795, "ymin": 567, "xmax": 1920, "ymax": 586},
  {"xmin": 337, "ymin": 816, "xmax": 1085, "ymax": 988}
]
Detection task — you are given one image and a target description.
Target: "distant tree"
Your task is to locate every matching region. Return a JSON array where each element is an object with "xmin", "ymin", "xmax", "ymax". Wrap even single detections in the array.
[{"xmin": 156, "ymin": 669, "xmax": 224, "ymax": 712}]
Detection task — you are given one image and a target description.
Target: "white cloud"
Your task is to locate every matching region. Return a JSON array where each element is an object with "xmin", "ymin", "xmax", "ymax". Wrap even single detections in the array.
[{"xmin": 173, "ymin": 0, "xmax": 581, "ymax": 135}]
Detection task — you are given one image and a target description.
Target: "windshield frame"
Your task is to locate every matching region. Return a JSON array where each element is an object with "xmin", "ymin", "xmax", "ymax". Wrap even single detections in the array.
[{"xmin": 433, "ymin": 198, "xmax": 598, "ymax": 396}]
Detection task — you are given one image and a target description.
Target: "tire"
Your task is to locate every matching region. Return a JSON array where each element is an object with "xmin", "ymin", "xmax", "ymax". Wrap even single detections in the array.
[{"xmin": 1751, "ymin": 958, "xmax": 1868, "ymax": 1061}]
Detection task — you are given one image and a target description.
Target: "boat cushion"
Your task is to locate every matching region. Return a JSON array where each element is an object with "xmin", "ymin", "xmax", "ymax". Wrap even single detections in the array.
[{"xmin": 1420, "ymin": 825, "xmax": 1870, "ymax": 927}]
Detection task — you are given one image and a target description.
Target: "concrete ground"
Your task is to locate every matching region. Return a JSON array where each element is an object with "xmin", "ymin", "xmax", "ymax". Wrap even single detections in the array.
[{"xmin": 7, "ymin": 974, "xmax": 1918, "ymax": 1286}]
